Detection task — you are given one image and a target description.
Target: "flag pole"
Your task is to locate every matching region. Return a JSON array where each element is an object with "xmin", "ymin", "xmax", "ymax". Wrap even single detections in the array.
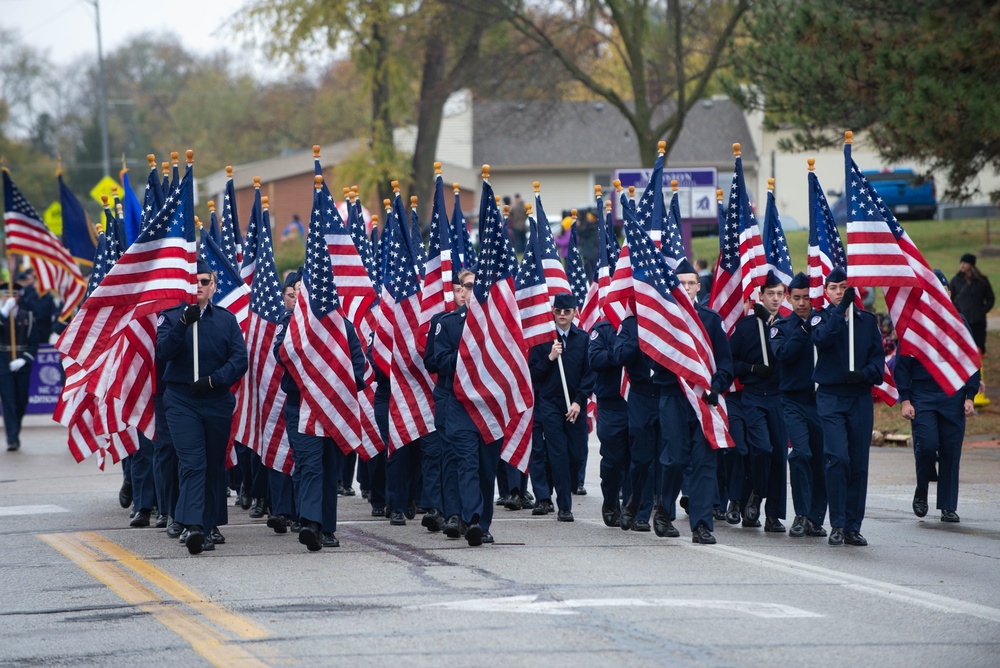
[
  {"xmin": 193, "ymin": 214, "xmax": 201, "ymax": 382},
  {"xmin": 6, "ymin": 253, "xmax": 15, "ymax": 362},
  {"xmin": 848, "ymin": 301, "xmax": 855, "ymax": 372}
]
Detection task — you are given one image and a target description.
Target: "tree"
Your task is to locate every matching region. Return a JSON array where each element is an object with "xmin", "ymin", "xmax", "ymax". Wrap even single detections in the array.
[
  {"xmin": 458, "ymin": 0, "xmax": 750, "ymax": 166},
  {"xmin": 726, "ymin": 0, "xmax": 1000, "ymax": 202}
]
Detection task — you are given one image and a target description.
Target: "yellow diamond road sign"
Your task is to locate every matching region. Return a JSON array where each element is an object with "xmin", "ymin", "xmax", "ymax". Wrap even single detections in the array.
[
  {"xmin": 44, "ymin": 202, "xmax": 63, "ymax": 235},
  {"xmin": 89, "ymin": 176, "xmax": 122, "ymax": 207}
]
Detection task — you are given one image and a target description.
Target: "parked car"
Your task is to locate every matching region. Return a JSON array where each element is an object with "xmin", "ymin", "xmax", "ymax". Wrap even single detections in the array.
[{"xmin": 830, "ymin": 168, "xmax": 937, "ymax": 223}]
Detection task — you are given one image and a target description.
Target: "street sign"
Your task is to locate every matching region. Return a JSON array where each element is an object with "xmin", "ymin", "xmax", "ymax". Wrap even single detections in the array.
[
  {"xmin": 613, "ymin": 167, "xmax": 718, "ymax": 221},
  {"xmin": 43, "ymin": 202, "xmax": 63, "ymax": 235},
  {"xmin": 89, "ymin": 176, "xmax": 122, "ymax": 208}
]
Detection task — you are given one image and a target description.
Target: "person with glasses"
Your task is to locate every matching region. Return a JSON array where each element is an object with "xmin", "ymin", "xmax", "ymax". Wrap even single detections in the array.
[
  {"xmin": 157, "ymin": 260, "xmax": 248, "ymax": 555},
  {"xmin": 527, "ymin": 292, "xmax": 596, "ymax": 522}
]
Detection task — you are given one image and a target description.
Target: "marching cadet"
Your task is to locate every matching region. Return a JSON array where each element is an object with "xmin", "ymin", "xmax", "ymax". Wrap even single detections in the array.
[
  {"xmin": 274, "ymin": 276, "xmax": 367, "ymax": 551},
  {"xmin": 154, "ymin": 303, "xmax": 184, "ymax": 538},
  {"xmin": 811, "ymin": 267, "xmax": 882, "ymax": 546},
  {"xmin": 897, "ymin": 269, "xmax": 978, "ymax": 524},
  {"xmin": 0, "ymin": 283, "xmax": 39, "ymax": 452},
  {"xmin": 265, "ymin": 271, "xmax": 301, "ymax": 535},
  {"xmin": 157, "ymin": 259, "xmax": 248, "ymax": 555},
  {"xmin": 651, "ymin": 259, "xmax": 733, "ymax": 544},
  {"xmin": 729, "ymin": 270, "xmax": 788, "ymax": 532},
  {"xmin": 365, "ymin": 335, "xmax": 389, "ymax": 519},
  {"xmin": 770, "ymin": 272, "xmax": 828, "ymax": 538},
  {"xmin": 528, "ymin": 292, "xmax": 596, "ymax": 522},
  {"xmin": 432, "ymin": 272, "xmax": 502, "ymax": 546},
  {"xmin": 588, "ymin": 313, "xmax": 629, "ymax": 527}
]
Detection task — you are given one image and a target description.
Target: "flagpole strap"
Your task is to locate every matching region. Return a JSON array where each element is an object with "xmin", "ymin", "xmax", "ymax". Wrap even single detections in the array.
[
  {"xmin": 193, "ymin": 319, "xmax": 200, "ymax": 381},
  {"xmin": 557, "ymin": 355, "xmax": 572, "ymax": 413},
  {"xmin": 848, "ymin": 303, "xmax": 855, "ymax": 372},
  {"xmin": 7, "ymin": 254, "xmax": 15, "ymax": 361},
  {"xmin": 757, "ymin": 318, "xmax": 768, "ymax": 366}
]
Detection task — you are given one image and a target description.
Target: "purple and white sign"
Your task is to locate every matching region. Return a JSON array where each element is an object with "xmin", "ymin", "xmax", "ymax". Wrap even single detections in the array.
[
  {"xmin": 0, "ymin": 345, "xmax": 63, "ymax": 417},
  {"xmin": 613, "ymin": 167, "xmax": 718, "ymax": 221}
]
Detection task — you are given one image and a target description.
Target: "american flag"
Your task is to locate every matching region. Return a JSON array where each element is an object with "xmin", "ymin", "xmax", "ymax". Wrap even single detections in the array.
[
  {"xmin": 380, "ymin": 196, "xmax": 436, "ymax": 451},
  {"xmin": 347, "ymin": 192, "xmax": 376, "ymax": 283},
  {"xmin": 4, "ymin": 170, "xmax": 87, "ymax": 320},
  {"xmin": 515, "ymin": 193, "xmax": 571, "ymax": 350},
  {"xmin": 618, "ymin": 204, "xmax": 733, "ymax": 450},
  {"xmin": 370, "ymin": 224, "xmax": 382, "ymax": 290},
  {"xmin": 221, "ymin": 171, "xmax": 244, "ymax": 267},
  {"xmin": 806, "ymin": 169, "xmax": 848, "ymax": 308},
  {"xmin": 565, "ymin": 221, "xmax": 590, "ymax": 316},
  {"xmin": 239, "ymin": 185, "xmax": 263, "ymax": 285},
  {"xmin": 451, "ymin": 184, "xmax": 476, "ymax": 271},
  {"xmin": 662, "ymin": 185, "xmax": 686, "ymax": 265},
  {"xmin": 409, "ymin": 202, "xmax": 428, "ymax": 273},
  {"xmin": 605, "ymin": 187, "xmax": 637, "ymax": 329},
  {"xmin": 635, "ymin": 149, "xmax": 666, "ymax": 244},
  {"xmin": 844, "ymin": 140, "xmax": 979, "ymax": 396},
  {"xmin": 280, "ymin": 180, "xmax": 362, "ymax": 453},
  {"xmin": 761, "ymin": 186, "xmax": 794, "ymax": 316},
  {"xmin": 416, "ymin": 173, "xmax": 455, "ymax": 354},
  {"xmin": 141, "ymin": 158, "xmax": 164, "ymax": 230},
  {"xmin": 578, "ymin": 189, "xmax": 617, "ymax": 330},
  {"xmin": 455, "ymin": 174, "xmax": 533, "ymax": 471},
  {"xmin": 231, "ymin": 204, "xmax": 291, "ymax": 472},
  {"xmin": 200, "ymin": 231, "xmax": 250, "ymax": 332}
]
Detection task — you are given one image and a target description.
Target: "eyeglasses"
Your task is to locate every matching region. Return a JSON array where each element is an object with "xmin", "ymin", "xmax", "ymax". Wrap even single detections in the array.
[
  {"xmin": 198, "ymin": 278, "xmax": 213, "ymax": 286},
  {"xmin": 553, "ymin": 308, "xmax": 574, "ymax": 315},
  {"xmin": 462, "ymin": 282, "xmax": 475, "ymax": 290}
]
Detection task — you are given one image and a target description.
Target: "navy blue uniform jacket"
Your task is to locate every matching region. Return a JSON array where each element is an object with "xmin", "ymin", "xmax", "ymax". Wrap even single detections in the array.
[
  {"xmin": 529, "ymin": 324, "xmax": 596, "ymax": 407},
  {"xmin": 810, "ymin": 304, "xmax": 882, "ymax": 397},
  {"xmin": 157, "ymin": 301, "xmax": 248, "ymax": 395}
]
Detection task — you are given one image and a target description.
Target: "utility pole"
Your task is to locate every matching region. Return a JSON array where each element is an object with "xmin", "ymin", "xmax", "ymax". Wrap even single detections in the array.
[{"xmin": 89, "ymin": 0, "xmax": 111, "ymax": 178}]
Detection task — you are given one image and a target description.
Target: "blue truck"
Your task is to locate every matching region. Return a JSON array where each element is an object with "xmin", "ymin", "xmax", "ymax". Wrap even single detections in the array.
[{"xmin": 832, "ymin": 168, "xmax": 937, "ymax": 223}]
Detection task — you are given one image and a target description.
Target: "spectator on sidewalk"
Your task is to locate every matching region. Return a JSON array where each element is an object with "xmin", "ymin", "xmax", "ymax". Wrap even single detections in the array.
[{"xmin": 950, "ymin": 253, "xmax": 994, "ymax": 354}]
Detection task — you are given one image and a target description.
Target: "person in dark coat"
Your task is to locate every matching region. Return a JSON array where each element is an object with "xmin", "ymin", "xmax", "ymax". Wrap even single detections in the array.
[{"xmin": 950, "ymin": 253, "xmax": 994, "ymax": 353}]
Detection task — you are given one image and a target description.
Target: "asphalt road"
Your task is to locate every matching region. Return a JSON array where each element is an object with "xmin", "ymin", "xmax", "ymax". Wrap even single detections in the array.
[{"xmin": 1, "ymin": 420, "xmax": 999, "ymax": 667}]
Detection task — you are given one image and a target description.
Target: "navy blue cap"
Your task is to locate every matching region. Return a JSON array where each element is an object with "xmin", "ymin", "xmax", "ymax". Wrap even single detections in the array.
[
  {"xmin": 283, "ymin": 270, "xmax": 301, "ymax": 289},
  {"xmin": 933, "ymin": 268, "xmax": 949, "ymax": 288},
  {"xmin": 788, "ymin": 272, "xmax": 809, "ymax": 290},
  {"xmin": 825, "ymin": 266, "xmax": 847, "ymax": 284},
  {"xmin": 553, "ymin": 292, "xmax": 576, "ymax": 310},
  {"xmin": 196, "ymin": 259, "xmax": 213, "ymax": 275},
  {"xmin": 763, "ymin": 269, "xmax": 783, "ymax": 288},
  {"xmin": 674, "ymin": 258, "xmax": 697, "ymax": 275},
  {"xmin": 961, "ymin": 253, "xmax": 976, "ymax": 266}
]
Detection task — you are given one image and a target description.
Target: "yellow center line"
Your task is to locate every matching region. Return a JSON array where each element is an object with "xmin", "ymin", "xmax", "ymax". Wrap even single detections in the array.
[{"xmin": 39, "ymin": 532, "xmax": 278, "ymax": 668}]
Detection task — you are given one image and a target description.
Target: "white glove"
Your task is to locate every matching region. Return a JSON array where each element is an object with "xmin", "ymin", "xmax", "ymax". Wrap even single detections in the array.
[
  {"xmin": 49, "ymin": 332, "xmax": 60, "ymax": 345},
  {"xmin": 0, "ymin": 298, "xmax": 15, "ymax": 318},
  {"xmin": 9, "ymin": 358, "xmax": 26, "ymax": 373}
]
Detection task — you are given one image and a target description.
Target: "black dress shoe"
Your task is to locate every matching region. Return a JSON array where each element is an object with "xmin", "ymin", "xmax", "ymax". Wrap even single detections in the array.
[
  {"xmin": 692, "ymin": 523, "xmax": 716, "ymax": 544},
  {"xmin": 745, "ymin": 491, "xmax": 762, "ymax": 523},
  {"xmin": 912, "ymin": 486, "xmax": 928, "ymax": 518},
  {"xmin": 573, "ymin": 486, "xmax": 587, "ymax": 496},
  {"xmin": 118, "ymin": 480, "xmax": 133, "ymax": 509},
  {"xmin": 601, "ymin": 502, "xmax": 621, "ymax": 527},
  {"xmin": 342, "ymin": 486, "xmax": 356, "ymax": 497},
  {"xmin": 496, "ymin": 494, "xmax": 510, "ymax": 506},
  {"xmin": 764, "ymin": 517, "xmax": 786, "ymax": 533},
  {"xmin": 443, "ymin": 515, "xmax": 462, "ymax": 538},
  {"xmin": 249, "ymin": 499, "xmax": 266, "ymax": 519},
  {"xmin": 466, "ymin": 520, "xmax": 484, "ymax": 546},
  {"xmin": 290, "ymin": 521, "xmax": 302, "ymax": 533},
  {"xmin": 844, "ymin": 531, "xmax": 868, "ymax": 546},
  {"xmin": 405, "ymin": 500, "xmax": 417, "ymax": 520},
  {"xmin": 338, "ymin": 483, "xmax": 349, "ymax": 496},
  {"xmin": 166, "ymin": 520, "xmax": 183, "ymax": 538},
  {"xmin": 789, "ymin": 515, "xmax": 806, "ymax": 538},
  {"xmin": 361, "ymin": 489, "xmax": 370, "ymax": 500},
  {"xmin": 154, "ymin": 514, "xmax": 168, "ymax": 528},
  {"xmin": 725, "ymin": 501, "xmax": 741, "ymax": 525},
  {"xmin": 653, "ymin": 513, "xmax": 680, "ymax": 538},
  {"xmin": 321, "ymin": 532, "xmax": 340, "ymax": 548},
  {"xmin": 421, "ymin": 509, "xmax": 444, "ymax": 532},
  {"xmin": 267, "ymin": 515, "xmax": 289, "ymax": 534},
  {"xmin": 209, "ymin": 528, "xmax": 225, "ymax": 544},
  {"xmin": 557, "ymin": 510, "xmax": 574, "ymax": 522},
  {"xmin": 130, "ymin": 510, "xmax": 151, "ymax": 528},
  {"xmin": 619, "ymin": 506, "xmax": 636, "ymax": 530},
  {"xmin": 679, "ymin": 495, "xmax": 690, "ymax": 515},
  {"xmin": 828, "ymin": 527, "xmax": 844, "ymax": 546},
  {"xmin": 631, "ymin": 519, "xmax": 651, "ymax": 532},
  {"xmin": 6, "ymin": 440, "xmax": 20, "ymax": 452},
  {"xmin": 522, "ymin": 491, "xmax": 535, "ymax": 506},
  {"xmin": 237, "ymin": 483, "xmax": 251, "ymax": 510},
  {"xmin": 941, "ymin": 510, "xmax": 961, "ymax": 523},
  {"xmin": 186, "ymin": 526, "xmax": 205, "ymax": 555},
  {"xmin": 532, "ymin": 499, "xmax": 553, "ymax": 516},
  {"xmin": 713, "ymin": 508, "xmax": 727, "ymax": 521},
  {"xmin": 504, "ymin": 495, "xmax": 523, "ymax": 511},
  {"xmin": 178, "ymin": 528, "xmax": 189, "ymax": 544},
  {"xmin": 371, "ymin": 506, "xmax": 385, "ymax": 517},
  {"xmin": 741, "ymin": 516, "xmax": 761, "ymax": 528},
  {"xmin": 481, "ymin": 532, "xmax": 494, "ymax": 544},
  {"xmin": 299, "ymin": 521, "xmax": 322, "ymax": 551},
  {"xmin": 805, "ymin": 519, "xmax": 827, "ymax": 537},
  {"xmin": 390, "ymin": 511, "xmax": 406, "ymax": 526}
]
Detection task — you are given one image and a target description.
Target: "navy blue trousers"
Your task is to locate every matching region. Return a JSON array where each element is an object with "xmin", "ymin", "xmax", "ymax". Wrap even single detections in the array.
[
  {"xmin": 742, "ymin": 391, "xmax": 788, "ymax": 519},
  {"xmin": 131, "ymin": 433, "xmax": 157, "ymax": 513},
  {"xmin": 0, "ymin": 364, "xmax": 30, "ymax": 446},
  {"xmin": 912, "ymin": 388, "xmax": 965, "ymax": 512},
  {"xmin": 531, "ymin": 399, "xmax": 587, "ymax": 511},
  {"xmin": 720, "ymin": 393, "xmax": 749, "ymax": 506},
  {"xmin": 445, "ymin": 398, "xmax": 501, "ymax": 531},
  {"xmin": 420, "ymin": 430, "xmax": 445, "ymax": 512},
  {"xmin": 151, "ymin": 395, "xmax": 178, "ymax": 518},
  {"xmin": 164, "ymin": 388, "xmax": 232, "ymax": 530},
  {"xmin": 285, "ymin": 401, "xmax": 342, "ymax": 532},
  {"xmin": 817, "ymin": 392, "xmax": 873, "ymax": 532},
  {"xmin": 596, "ymin": 401, "xmax": 629, "ymax": 509},
  {"xmin": 268, "ymin": 467, "xmax": 296, "ymax": 518},
  {"xmin": 784, "ymin": 396, "xmax": 827, "ymax": 526},
  {"xmin": 434, "ymin": 388, "xmax": 461, "ymax": 518},
  {"xmin": 625, "ymin": 389, "xmax": 660, "ymax": 522},
  {"xmin": 658, "ymin": 394, "xmax": 717, "ymax": 531}
]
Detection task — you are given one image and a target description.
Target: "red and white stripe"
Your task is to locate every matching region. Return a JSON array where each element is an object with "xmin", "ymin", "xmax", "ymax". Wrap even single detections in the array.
[
  {"xmin": 388, "ymin": 289, "xmax": 436, "ymax": 451},
  {"xmin": 326, "ymin": 225, "xmax": 377, "ymax": 333}
]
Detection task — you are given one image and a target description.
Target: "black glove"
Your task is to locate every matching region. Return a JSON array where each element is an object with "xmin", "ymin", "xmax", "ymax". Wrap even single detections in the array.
[
  {"xmin": 837, "ymin": 287, "xmax": 856, "ymax": 312},
  {"xmin": 750, "ymin": 363, "xmax": 773, "ymax": 379},
  {"xmin": 181, "ymin": 304, "xmax": 201, "ymax": 325},
  {"xmin": 799, "ymin": 316, "xmax": 811, "ymax": 334},
  {"xmin": 753, "ymin": 303, "xmax": 771, "ymax": 322},
  {"xmin": 845, "ymin": 370, "xmax": 866, "ymax": 385},
  {"xmin": 190, "ymin": 377, "xmax": 212, "ymax": 395},
  {"xmin": 704, "ymin": 388, "xmax": 720, "ymax": 406}
]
